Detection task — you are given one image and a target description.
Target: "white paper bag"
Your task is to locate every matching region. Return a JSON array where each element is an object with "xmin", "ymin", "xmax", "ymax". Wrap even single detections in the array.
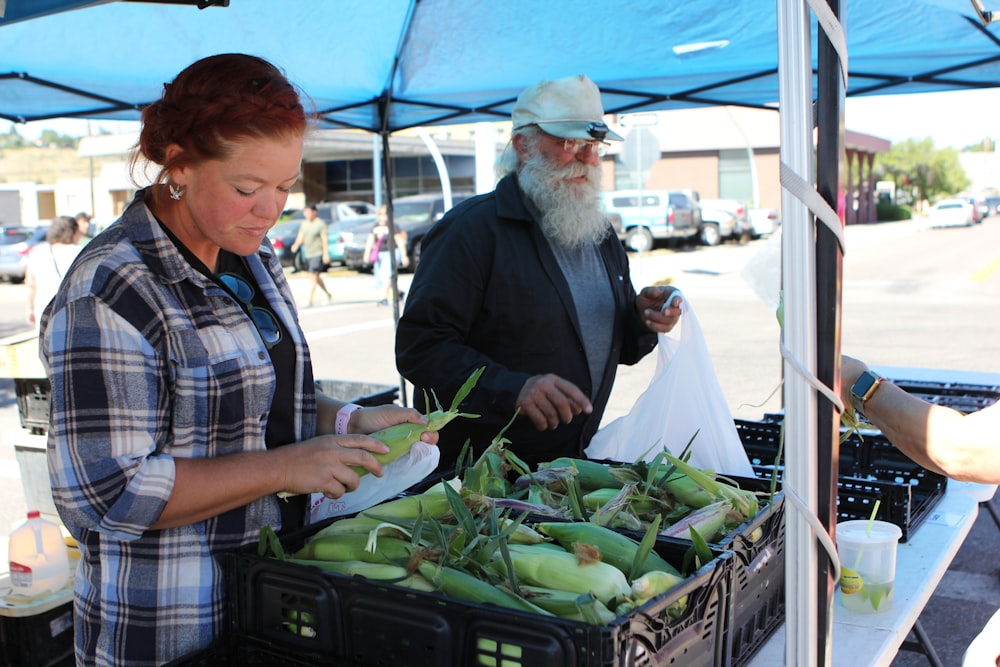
[
  {"xmin": 586, "ymin": 295, "xmax": 754, "ymax": 477},
  {"xmin": 306, "ymin": 440, "xmax": 440, "ymax": 523}
]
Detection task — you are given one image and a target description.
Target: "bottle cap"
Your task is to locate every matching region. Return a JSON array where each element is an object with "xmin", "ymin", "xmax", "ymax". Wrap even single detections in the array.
[{"xmin": 26, "ymin": 510, "xmax": 40, "ymax": 519}]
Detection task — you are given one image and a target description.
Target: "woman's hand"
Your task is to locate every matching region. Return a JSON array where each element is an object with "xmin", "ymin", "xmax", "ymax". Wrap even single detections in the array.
[
  {"xmin": 276, "ymin": 434, "xmax": 390, "ymax": 499},
  {"xmin": 346, "ymin": 404, "xmax": 439, "ymax": 445}
]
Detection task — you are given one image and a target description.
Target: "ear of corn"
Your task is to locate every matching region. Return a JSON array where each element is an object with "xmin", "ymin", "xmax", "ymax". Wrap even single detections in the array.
[
  {"xmin": 581, "ymin": 487, "xmax": 620, "ymax": 510},
  {"xmin": 537, "ymin": 457, "xmax": 623, "ymax": 491},
  {"xmin": 358, "ymin": 478, "xmax": 460, "ymax": 521},
  {"xmin": 416, "ymin": 561, "xmax": 552, "ymax": 616},
  {"xmin": 497, "ymin": 517, "xmax": 546, "ymax": 545},
  {"xmin": 661, "ymin": 452, "xmax": 759, "ymax": 519},
  {"xmin": 288, "ymin": 558, "xmax": 409, "ymax": 581},
  {"xmin": 309, "ymin": 515, "xmax": 398, "ymax": 540},
  {"xmin": 658, "ymin": 499, "xmax": 740, "ymax": 542},
  {"xmin": 630, "ymin": 570, "xmax": 686, "ymax": 602},
  {"xmin": 518, "ymin": 586, "xmax": 617, "ymax": 625},
  {"xmin": 282, "ymin": 608, "xmax": 317, "ymax": 637},
  {"xmin": 350, "ymin": 367, "xmax": 484, "ymax": 476},
  {"xmin": 293, "ymin": 534, "xmax": 412, "ymax": 563},
  {"xmin": 534, "ymin": 522, "xmax": 681, "ymax": 578},
  {"xmin": 394, "ymin": 573, "xmax": 437, "ymax": 592},
  {"xmin": 492, "ymin": 543, "xmax": 631, "ymax": 606},
  {"xmin": 659, "ymin": 472, "xmax": 717, "ymax": 509}
]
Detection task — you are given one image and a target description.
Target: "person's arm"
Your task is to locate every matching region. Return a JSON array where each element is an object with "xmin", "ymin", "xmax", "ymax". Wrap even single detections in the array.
[
  {"xmin": 842, "ymin": 355, "xmax": 1000, "ymax": 484},
  {"xmin": 290, "ymin": 226, "xmax": 305, "ymax": 253},
  {"xmin": 25, "ymin": 263, "xmax": 37, "ymax": 327},
  {"xmin": 157, "ymin": 394, "xmax": 440, "ymax": 529},
  {"xmin": 155, "ymin": 435, "xmax": 389, "ymax": 529},
  {"xmin": 363, "ymin": 230, "xmax": 375, "ymax": 260}
]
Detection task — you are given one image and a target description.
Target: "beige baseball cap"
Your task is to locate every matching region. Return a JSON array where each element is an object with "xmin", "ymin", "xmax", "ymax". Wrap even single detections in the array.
[{"xmin": 511, "ymin": 74, "xmax": 623, "ymax": 141}]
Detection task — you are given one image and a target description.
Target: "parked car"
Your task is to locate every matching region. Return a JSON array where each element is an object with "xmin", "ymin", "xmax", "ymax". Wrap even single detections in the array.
[
  {"xmin": 343, "ymin": 193, "xmax": 474, "ymax": 272},
  {"xmin": 748, "ymin": 208, "xmax": 780, "ymax": 237},
  {"xmin": 0, "ymin": 225, "xmax": 49, "ymax": 283},
  {"xmin": 696, "ymin": 208, "xmax": 736, "ymax": 246},
  {"xmin": 266, "ymin": 219, "xmax": 304, "ymax": 270},
  {"xmin": 962, "ymin": 197, "xmax": 986, "ymax": 224},
  {"xmin": 600, "ymin": 189, "xmax": 702, "ymax": 252},
  {"xmin": 698, "ymin": 198, "xmax": 752, "ymax": 245},
  {"xmin": 984, "ymin": 196, "xmax": 1000, "ymax": 217},
  {"xmin": 928, "ymin": 198, "xmax": 976, "ymax": 228},
  {"xmin": 268, "ymin": 201, "xmax": 378, "ymax": 270},
  {"xmin": 327, "ymin": 214, "xmax": 377, "ymax": 266},
  {"xmin": 283, "ymin": 200, "xmax": 376, "ymax": 225}
]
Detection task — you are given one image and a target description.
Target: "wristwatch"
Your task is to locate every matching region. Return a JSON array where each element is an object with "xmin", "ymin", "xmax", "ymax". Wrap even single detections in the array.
[{"xmin": 849, "ymin": 370, "xmax": 884, "ymax": 414}]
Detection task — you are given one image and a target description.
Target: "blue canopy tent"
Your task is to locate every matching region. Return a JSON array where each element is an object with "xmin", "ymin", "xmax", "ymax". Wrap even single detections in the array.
[
  {"xmin": 2, "ymin": 1, "xmax": 1000, "ymax": 128},
  {"xmin": 2, "ymin": 2, "xmax": 998, "ymax": 664}
]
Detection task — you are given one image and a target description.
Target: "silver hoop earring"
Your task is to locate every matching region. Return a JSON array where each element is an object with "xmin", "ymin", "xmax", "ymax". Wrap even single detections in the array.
[{"xmin": 169, "ymin": 184, "xmax": 184, "ymax": 201}]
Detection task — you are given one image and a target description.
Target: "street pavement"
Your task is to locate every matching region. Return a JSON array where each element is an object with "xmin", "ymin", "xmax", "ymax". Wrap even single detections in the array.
[{"xmin": 0, "ymin": 218, "xmax": 997, "ymax": 666}]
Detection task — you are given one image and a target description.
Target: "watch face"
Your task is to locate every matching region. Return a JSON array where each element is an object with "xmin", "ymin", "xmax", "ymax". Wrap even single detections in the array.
[{"xmin": 851, "ymin": 371, "xmax": 879, "ymax": 399}]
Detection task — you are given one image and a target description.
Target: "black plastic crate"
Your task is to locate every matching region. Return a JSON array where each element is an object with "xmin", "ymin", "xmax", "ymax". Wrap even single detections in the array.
[
  {"xmin": 316, "ymin": 379, "xmax": 398, "ymax": 407},
  {"xmin": 709, "ymin": 482, "xmax": 784, "ymax": 667},
  {"xmin": 740, "ymin": 418, "xmax": 866, "ymax": 478},
  {"xmin": 0, "ymin": 598, "xmax": 74, "ymax": 667},
  {"xmin": 228, "ymin": 523, "xmax": 732, "ymax": 667},
  {"xmin": 888, "ymin": 378, "xmax": 1000, "ymax": 413},
  {"xmin": 409, "ymin": 467, "xmax": 785, "ymax": 667},
  {"xmin": 734, "ymin": 419, "xmax": 946, "ymax": 542},
  {"xmin": 164, "ymin": 635, "xmax": 323, "ymax": 667},
  {"xmin": 14, "ymin": 377, "xmax": 51, "ymax": 435},
  {"xmin": 630, "ymin": 475, "xmax": 784, "ymax": 667}
]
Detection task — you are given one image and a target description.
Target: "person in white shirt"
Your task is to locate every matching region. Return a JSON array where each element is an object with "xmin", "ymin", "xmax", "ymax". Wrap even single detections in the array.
[{"xmin": 25, "ymin": 215, "xmax": 82, "ymax": 332}]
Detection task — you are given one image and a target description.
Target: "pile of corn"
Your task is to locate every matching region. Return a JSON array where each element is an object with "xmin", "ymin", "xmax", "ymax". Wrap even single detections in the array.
[
  {"xmin": 463, "ymin": 431, "xmax": 767, "ymax": 544},
  {"xmin": 268, "ymin": 478, "xmax": 691, "ymax": 630},
  {"xmin": 263, "ymin": 433, "xmax": 771, "ymax": 632}
]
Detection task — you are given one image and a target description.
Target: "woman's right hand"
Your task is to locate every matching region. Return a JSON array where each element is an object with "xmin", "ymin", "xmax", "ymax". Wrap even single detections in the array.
[{"xmin": 276, "ymin": 434, "xmax": 390, "ymax": 499}]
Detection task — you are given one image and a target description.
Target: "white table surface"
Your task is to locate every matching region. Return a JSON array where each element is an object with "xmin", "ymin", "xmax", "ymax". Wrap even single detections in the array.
[{"xmin": 747, "ymin": 488, "xmax": 980, "ymax": 667}]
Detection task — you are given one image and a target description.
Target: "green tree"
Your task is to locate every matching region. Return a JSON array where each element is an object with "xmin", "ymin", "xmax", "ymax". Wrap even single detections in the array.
[
  {"xmin": 874, "ymin": 138, "xmax": 970, "ymax": 211},
  {"xmin": 38, "ymin": 129, "xmax": 79, "ymax": 149},
  {"xmin": 963, "ymin": 137, "xmax": 997, "ymax": 152},
  {"xmin": 0, "ymin": 126, "xmax": 27, "ymax": 149}
]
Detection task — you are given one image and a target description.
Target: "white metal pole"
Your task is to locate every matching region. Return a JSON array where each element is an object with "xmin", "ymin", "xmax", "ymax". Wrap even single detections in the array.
[{"xmin": 777, "ymin": 0, "xmax": 823, "ymax": 665}]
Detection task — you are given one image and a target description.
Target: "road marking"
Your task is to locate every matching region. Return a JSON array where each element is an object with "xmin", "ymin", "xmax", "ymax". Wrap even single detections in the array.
[
  {"xmin": 305, "ymin": 318, "xmax": 395, "ymax": 341},
  {"xmin": 970, "ymin": 256, "xmax": 1000, "ymax": 283}
]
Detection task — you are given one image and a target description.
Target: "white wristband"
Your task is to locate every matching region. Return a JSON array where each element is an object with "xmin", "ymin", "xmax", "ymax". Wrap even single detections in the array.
[{"xmin": 335, "ymin": 403, "xmax": 362, "ymax": 435}]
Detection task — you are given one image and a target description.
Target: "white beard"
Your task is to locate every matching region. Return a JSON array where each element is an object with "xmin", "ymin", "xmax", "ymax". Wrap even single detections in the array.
[{"xmin": 517, "ymin": 151, "xmax": 611, "ymax": 249}]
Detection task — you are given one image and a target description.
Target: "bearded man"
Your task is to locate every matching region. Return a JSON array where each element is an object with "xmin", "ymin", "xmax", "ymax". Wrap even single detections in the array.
[{"xmin": 395, "ymin": 74, "xmax": 682, "ymax": 468}]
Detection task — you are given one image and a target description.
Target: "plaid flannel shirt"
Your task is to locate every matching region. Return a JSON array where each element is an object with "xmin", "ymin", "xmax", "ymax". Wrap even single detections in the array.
[{"xmin": 41, "ymin": 189, "xmax": 316, "ymax": 666}]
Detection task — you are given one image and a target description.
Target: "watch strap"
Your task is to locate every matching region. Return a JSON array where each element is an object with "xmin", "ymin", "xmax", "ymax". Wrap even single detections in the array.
[
  {"xmin": 335, "ymin": 403, "xmax": 363, "ymax": 435},
  {"xmin": 850, "ymin": 370, "xmax": 884, "ymax": 412}
]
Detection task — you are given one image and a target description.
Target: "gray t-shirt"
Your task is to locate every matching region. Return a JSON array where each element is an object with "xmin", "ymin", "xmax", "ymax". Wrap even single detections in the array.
[{"xmin": 549, "ymin": 240, "xmax": 615, "ymax": 398}]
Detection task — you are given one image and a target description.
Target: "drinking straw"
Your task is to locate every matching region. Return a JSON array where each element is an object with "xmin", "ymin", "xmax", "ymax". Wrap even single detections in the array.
[
  {"xmin": 852, "ymin": 500, "xmax": 883, "ymax": 571},
  {"xmin": 865, "ymin": 500, "xmax": 881, "ymax": 537}
]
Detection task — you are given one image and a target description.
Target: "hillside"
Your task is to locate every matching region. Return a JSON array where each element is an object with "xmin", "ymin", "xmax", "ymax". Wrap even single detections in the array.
[{"xmin": 0, "ymin": 146, "xmax": 121, "ymax": 185}]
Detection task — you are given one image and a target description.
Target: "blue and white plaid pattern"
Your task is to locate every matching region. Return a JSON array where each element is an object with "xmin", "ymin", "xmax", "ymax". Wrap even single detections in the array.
[{"xmin": 41, "ymin": 189, "xmax": 316, "ymax": 666}]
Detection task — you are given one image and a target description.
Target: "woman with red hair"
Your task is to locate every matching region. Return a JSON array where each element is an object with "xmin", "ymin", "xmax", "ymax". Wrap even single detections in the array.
[{"xmin": 41, "ymin": 54, "xmax": 436, "ymax": 666}]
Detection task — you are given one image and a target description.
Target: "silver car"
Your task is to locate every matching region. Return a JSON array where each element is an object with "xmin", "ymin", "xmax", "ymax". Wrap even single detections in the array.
[{"xmin": 0, "ymin": 226, "xmax": 48, "ymax": 283}]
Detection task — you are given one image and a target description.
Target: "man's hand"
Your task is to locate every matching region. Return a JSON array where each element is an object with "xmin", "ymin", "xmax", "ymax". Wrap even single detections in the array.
[
  {"xmin": 516, "ymin": 373, "xmax": 593, "ymax": 431},
  {"xmin": 637, "ymin": 285, "xmax": 682, "ymax": 333}
]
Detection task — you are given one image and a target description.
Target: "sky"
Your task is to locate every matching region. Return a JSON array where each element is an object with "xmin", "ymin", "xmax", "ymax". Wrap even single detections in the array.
[
  {"xmin": 844, "ymin": 88, "xmax": 1000, "ymax": 150},
  {"xmin": 3, "ymin": 88, "xmax": 999, "ymax": 150}
]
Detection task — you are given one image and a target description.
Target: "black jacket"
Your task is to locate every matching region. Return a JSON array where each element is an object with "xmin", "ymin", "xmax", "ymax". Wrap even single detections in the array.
[{"xmin": 395, "ymin": 174, "xmax": 657, "ymax": 468}]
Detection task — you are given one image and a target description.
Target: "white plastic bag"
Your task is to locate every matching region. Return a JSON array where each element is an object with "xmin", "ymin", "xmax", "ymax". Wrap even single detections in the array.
[
  {"xmin": 306, "ymin": 440, "xmax": 440, "ymax": 523},
  {"xmin": 586, "ymin": 294, "xmax": 755, "ymax": 477}
]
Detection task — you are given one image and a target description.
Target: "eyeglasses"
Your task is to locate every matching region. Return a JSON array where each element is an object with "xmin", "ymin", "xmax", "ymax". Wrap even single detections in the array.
[
  {"xmin": 562, "ymin": 137, "xmax": 609, "ymax": 157},
  {"xmin": 219, "ymin": 273, "xmax": 282, "ymax": 349}
]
